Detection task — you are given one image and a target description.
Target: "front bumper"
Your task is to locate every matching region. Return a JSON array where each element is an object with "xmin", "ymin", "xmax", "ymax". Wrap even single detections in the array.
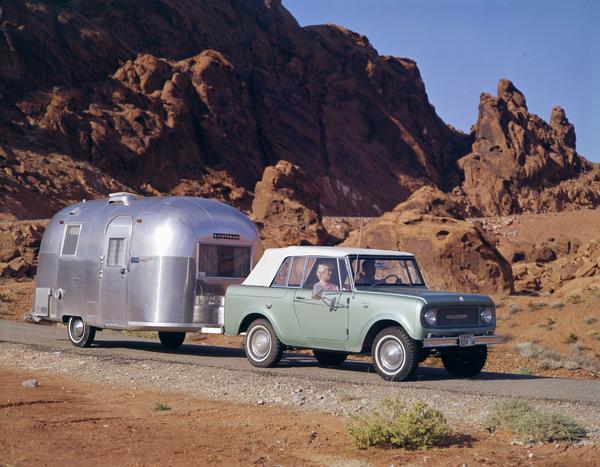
[{"xmin": 422, "ymin": 334, "xmax": 504, "ymax": 348}]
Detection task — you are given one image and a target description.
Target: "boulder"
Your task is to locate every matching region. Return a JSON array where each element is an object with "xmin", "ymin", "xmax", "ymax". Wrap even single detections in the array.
[
  {"xmin": 341, "ymin": 195, "xmax": 514, "ymax": 293},
  {"xmin": 252, "ymin": 161, "xmax": 328, "ymax": 248},
  {"xmin": 0, "ymin": 221, "xmax": 48, "ymax": 278}
]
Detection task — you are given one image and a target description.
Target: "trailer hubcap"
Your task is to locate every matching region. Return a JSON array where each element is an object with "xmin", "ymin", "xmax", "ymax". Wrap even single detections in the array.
[
  {"xmin": 72, "ymin": 319, "xmax": 84, "ymax": 339},
  {"xmin": 251, "ymin": 328, "xmax": 271, "ymax": 359},
  {"xmin": 380, "ymin": 339, "xmax": 405, "ymax": 372}
]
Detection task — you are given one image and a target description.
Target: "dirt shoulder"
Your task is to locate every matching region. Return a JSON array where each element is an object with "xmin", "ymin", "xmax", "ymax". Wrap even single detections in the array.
[{"xmin": 2, "ymin": 366, "xmax": 599, "ymax": 467}]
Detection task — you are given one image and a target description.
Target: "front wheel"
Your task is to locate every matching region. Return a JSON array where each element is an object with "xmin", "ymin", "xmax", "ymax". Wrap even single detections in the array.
[
  {"xmin": 372, "ymin": 326, "xmax": 419, "ymax": 381},
  {"xmin": 67, "ymin": 316, "xmax": 96, "ymax": 348},
  {"xmin": 441, "ymin": 345, "xmax": 487, "ymax": 378},
  {"xmin": 158, "ymin": 331, "xmax": 186, "ymax": 350},
  {"xmin": 313, "ymin": 350, "xmax": 348, "ymax": 367},
  {"xmin": 245, "ymin": 319, "xmax": 283, "ymax": 368}
]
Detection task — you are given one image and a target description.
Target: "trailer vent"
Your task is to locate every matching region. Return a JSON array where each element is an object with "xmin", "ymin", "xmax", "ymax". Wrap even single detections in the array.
[{"xmin": 108, "ymin": 192, "xmax": 138, "ymax": 206}]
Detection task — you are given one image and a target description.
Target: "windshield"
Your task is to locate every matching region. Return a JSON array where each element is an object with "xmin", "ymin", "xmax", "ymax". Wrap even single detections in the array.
[{"xmin": 349, "ymin": 256, "xmax": 425, "ymax": 287}]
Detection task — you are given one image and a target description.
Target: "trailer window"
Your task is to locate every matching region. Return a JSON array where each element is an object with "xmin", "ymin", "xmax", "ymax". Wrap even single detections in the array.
[
  {"xmin": 107, "ymin": 238, "xmax": 126, "ymax": 267},
  {"xmin": 61, "ymin": 225, "xmax": 81, "ymax": 256},
  {"xmin": 198, "ymin": 245, "xmax": 251, "ymax": 278}
]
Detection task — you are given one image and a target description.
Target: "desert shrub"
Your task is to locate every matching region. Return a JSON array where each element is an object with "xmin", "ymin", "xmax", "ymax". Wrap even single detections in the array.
[
  {"xmin": 0, "ymin": 292, "xmax": 11, "ymax": 303},
  {"xmin": 338, "ymin": 392, "xmax": 361, "ymax": 403},
  {"xmin": 550, "ymin": 301, "xmax": 564, "ymax": 309},
  {"xmin": 516, "ymin": 342, "xmax": 600, "ymax": 375},
  {"xmin": 154, "ymin": 402, "xmax": 171, "ymax": 411},
  {"xmin": 565, "ymin": 333, "xmax": 578, "ymax": 344},
  {"xmin": 528, "ymin": 301, "xmax": 547, "ymax": 311},
  {"xmin": 567, "ymin": 294, "xmax": 582, "ymax": 304},
  {"xmin": 347, "ymin": 399, "xmax": 451, "ymax": 450},
  {"xmin": 513, "ymin": 367, "xmax": 533, "ymax": 375},
  {"xmin": 487, "ymin": 399, "xmax": 586, "ymax": 443},
  {"xmin": 584, "ymin": 316, "xmax": 597, "ymax": 325}
]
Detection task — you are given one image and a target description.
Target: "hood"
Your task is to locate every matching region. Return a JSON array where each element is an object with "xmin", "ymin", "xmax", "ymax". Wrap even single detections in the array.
[{"xmin": 356, "ymin": 286, "xmax": 495, "ymax": 306}]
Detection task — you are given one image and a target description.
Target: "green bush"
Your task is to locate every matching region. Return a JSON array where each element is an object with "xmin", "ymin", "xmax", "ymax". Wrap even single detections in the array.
[
  {"xmin": 487, "ymin": 399, "xmax": 586, "ymax": 443},
  {"xmin": 346, "ymin": 399, "xmax": 451, "ymax": 450},
  {"xmin": 154, "ymin": 402, "xmax": 171, "ymax": 412}
]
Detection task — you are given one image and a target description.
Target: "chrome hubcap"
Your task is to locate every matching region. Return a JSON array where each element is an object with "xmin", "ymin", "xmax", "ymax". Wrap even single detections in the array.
[
  {"xmin": 380, "ymin": 339, "xmax": 405, "ymax": 372},
  {"xmin": 72, "ymin": 319, "xmax": 84, "ymax": 339},
  {"xmin": 251, "ymin": 328, "xmax": 271, "ymax": 360}
]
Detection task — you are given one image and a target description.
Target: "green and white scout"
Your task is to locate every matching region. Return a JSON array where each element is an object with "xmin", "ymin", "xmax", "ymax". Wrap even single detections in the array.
[{"xmin": 224, "ymin": 246, "xmax": 503, "ymax": 381}]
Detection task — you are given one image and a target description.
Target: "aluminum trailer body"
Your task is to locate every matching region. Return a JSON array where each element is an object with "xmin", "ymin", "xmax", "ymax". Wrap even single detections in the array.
[{"xmin": 31, "ymin": 193, "xmax": 261, "ymax": 346}]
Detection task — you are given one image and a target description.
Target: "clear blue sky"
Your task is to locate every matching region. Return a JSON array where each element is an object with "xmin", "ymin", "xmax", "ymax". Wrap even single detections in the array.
[{"xmin": 284, "ymin": 0, "xmax": 599, "ymax": 163}]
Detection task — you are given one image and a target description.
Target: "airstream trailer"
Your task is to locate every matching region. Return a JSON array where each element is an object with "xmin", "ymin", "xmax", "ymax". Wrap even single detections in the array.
[{"xmin": 31, "ymin": 193, "xmax": 262, "ymax": 348}]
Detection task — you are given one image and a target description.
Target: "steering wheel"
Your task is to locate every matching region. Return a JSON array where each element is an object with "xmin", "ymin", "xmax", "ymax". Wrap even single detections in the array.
[{"xmin": 382, "ymin": 274, "xmax": 402, "ymax": 284}]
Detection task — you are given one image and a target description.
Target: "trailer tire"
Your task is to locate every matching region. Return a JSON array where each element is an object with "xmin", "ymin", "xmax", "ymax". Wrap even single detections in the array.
[
  {"xmin": 245, "ymin": 319, "xmax": 283, "ymax": 368},
  {"xmin": 158, "ymin": 332, "xmax": 186, "ymax": 350},
  {"xmin": 67, "ymin": 316, "xmax": 96, "ymax": 348},
  {"xmin": 313, "ymin": 350, "xmax": 348, "ymax": 367}
]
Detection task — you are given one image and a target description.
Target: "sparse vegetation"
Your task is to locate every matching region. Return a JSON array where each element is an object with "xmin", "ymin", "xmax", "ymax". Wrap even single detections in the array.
[
  {"xmin": 338, "ymin": 392, "xmax": 361, "ymax": 403},
  {"xmin": 346, "ymin": 399, "xmax": 451, "ymax": 450},
  {"xmin": 584, "ymin": 316, "xmax": 597, "ymax": 325},
  {"xmin": 567, "ymin": 294, "xmax": 582, "ymax": 304},
  {"xmin": 154, "ymin": 402, "xmax": 171, "ymax": 412},
  {"xmin": 528, "ymin": 301, "xmax": 547, "ymax": 311},
  {"xmin": 565, "ymin": 333, "xmax": 578, "ymax": 344},
  {"xmin": 487, "ymin": 399, "xmax": 586, "ymax": 443},
  {"xmin": 516, "ymin": 341, "xmax": 600, "ymax": 375},
  {"xmin": 0, "ymin": 292, "xmax": 11, "ymax": 303},
  {"xmin": 550, "ymin": 301, "xmax": 564, "ymax": 309},
  {"xmin": 540, "ymin": 318, "xmax": 556, "ymax": 331}
]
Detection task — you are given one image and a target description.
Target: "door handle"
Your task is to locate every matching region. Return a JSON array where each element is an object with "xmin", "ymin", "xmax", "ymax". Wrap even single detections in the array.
[
  {"xmin": 120, "ymin": 268, "xmax": 126, "ymax": 275},
  {"xmin": 296, "ymin": 296, "xmax": 306, "ymax": 300}
]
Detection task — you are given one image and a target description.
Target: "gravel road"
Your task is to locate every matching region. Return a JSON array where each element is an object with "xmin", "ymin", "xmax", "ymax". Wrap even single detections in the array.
[{"xmin": 1, "ymin": 320, "xmax": 599, "ymax": 438}]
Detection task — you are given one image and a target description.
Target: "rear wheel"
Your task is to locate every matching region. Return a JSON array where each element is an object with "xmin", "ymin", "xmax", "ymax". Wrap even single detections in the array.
[
  {"xmin": 372, "ymin": 326, "xmax": 418, "ymax": 381},
  {"xmin": 313, "ymin": 350, "xmax": 348, "ymax": 367},
  {"xmin": 441, "ymin": 345, "xmax": 487, "ymax": 378},
  {"xmin": 245, "ymin": 319, "xmax": 283, "ymax": 368},
  {"xmin": 158, "ymin": 331, "xmax": 186, "ymax": 350},
  {"xmin": 67, "ymin": 316, "xmax": 96, "ymax": 348}
]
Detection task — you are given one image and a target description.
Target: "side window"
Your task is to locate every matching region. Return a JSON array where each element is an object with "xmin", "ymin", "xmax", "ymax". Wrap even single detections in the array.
[
  {"xmin": 272, "ymin": 257, "xmax": 292, "ymax": 287},
  {"xmin": 302, "ymin": 257, "xmax": 340, "ymax": 290},
  {"xmin": 287, "ymin": 257, "xmax": 306, "ymax": 287},
  {"xmin": 61, "ymin": 225, "xmax": 81, "ymax": 256},
  {"xmin": 339, "ymin": 259, "xmax": 352, "ymax": 291},
  {"xmin": 198, "ymin": 245, "xmax": 252, "ymax": 278},
  {"xmin": 107, "ymin": 238, "xmax": 126, "ymax": 267}
]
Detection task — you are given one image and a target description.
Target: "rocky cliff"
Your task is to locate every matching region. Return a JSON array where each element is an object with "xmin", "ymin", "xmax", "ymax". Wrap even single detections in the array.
[{"xmin": 0, "ymin": 0, "xmax": 469, "ymax": 221}]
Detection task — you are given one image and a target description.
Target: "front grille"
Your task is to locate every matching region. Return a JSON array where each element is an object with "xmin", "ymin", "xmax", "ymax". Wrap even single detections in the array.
[{"xmin": 436, "ymin": 307, "xmax": 479, "ymax": 327}]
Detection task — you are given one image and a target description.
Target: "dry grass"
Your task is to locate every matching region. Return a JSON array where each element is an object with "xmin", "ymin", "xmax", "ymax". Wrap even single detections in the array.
[
  {"xmin": 516, "ymin": 341, "xmax": 600, "ymax": 375},
  {"xmin": 487, "ymin": 399, "xmax": 586, "ymax": 443}
]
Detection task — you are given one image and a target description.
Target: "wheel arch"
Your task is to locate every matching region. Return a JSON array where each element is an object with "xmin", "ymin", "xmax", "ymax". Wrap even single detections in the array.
[{"xmin": 360, "ymin": 319, "xmax": 405, "ymax": 353}]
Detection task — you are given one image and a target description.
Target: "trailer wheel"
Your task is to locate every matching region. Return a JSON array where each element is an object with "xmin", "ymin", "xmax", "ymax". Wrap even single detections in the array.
[
  {"xmin": 313, "ymin": 350, "xmax": 348, "ymax": 367},
  {"xmin": 67, "ymin": 316, "xmax": 96, "ymax": 348},
  {"xmin": 158, "ymin": 332, "xmax": 186, "ymax": 350},
  {"xmin": 245, "ymin": 319, "xmax": 283, "ymax": 368},
  {"xmin": 372, "ymin": 326, "xmax": 418, "ymax": 381}
]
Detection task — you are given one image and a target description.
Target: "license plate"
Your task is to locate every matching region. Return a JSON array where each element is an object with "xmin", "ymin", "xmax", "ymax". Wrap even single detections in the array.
[{"xmin": 459, "ymin": 335, "xmax": 476, "ymax": 347}]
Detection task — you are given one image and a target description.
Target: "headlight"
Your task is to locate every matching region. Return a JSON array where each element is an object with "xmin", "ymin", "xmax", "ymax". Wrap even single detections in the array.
[
  {"xmin": 424, "ymin": 309, "xmax": 437, "ymax": 326},
  {"xmin": 480, "ymin": 307, "xmax": 494, "ymax": 324}
]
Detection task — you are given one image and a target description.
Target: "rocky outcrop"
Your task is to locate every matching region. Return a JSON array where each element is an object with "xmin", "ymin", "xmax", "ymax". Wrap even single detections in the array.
[
  {"xmin": 341, "ymin": 192, "xmax": 514, "ymax": 294},
  {"xmin": 459, "ymin": 79, "xmax": 599, "ymax": 216},
  {"xmin": 0, "ymin": 0, "xmax": 467, "ymax": 220},
  {"xmin": 252, "ymin": 161, "xmax": 327, "ymax": 248},
  {"xmin": 0, "ymin": 221, "xmax": 48, "ymax": 278}
]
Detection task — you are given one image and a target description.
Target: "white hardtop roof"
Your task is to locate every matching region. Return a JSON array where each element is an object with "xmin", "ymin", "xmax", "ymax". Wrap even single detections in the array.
[{"xmin": 243, "ymin": 246, "xmax": 414, "ymax": 287}]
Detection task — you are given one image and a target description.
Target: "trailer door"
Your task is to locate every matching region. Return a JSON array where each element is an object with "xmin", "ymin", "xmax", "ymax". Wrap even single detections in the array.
[{"xmin": 100, "ymin": 216, "xmax": 132, "ymax": 326}]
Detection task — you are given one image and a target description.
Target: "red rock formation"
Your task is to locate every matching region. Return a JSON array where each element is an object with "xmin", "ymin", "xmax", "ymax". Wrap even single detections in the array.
[
  {"xmin": 341, "ymin": 191, "xmax": 514, "ymax": 294},
  {"xmin": 252, "ymin": 161, "xmax": 327, "ymax": 248},
  {"xmin": 0, "ymin": 0, "xmax": 466, "ymax": 220},
  {"xmin": 0, "ymin": 220, "xmax": 48, "ymax": 277},
  {"xmin": 458, "ymin": 79, "xmax": 599, "ymax": 216}
]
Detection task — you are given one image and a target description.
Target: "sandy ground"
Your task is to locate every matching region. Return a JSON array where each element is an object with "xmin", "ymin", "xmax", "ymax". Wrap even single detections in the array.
[{"xmin": 2, "ymin": 366, "xmax": 599, "ymax": 467}]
